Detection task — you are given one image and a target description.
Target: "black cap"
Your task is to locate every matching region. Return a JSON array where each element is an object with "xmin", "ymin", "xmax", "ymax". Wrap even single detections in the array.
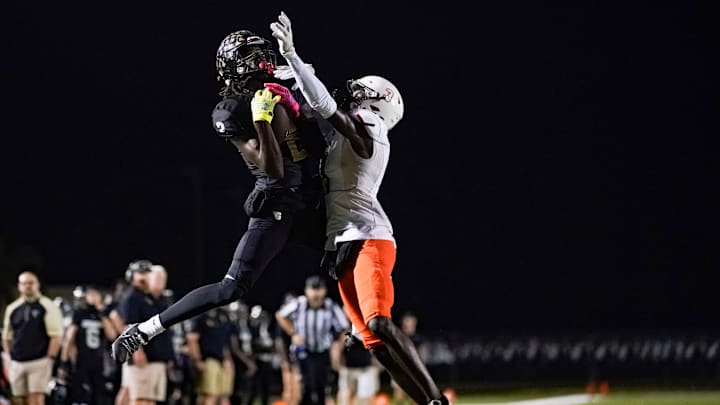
[
  {"xmin": 125, "ymin": 259, "xmax": 153, "ymax": 282},
  {"xmin": 128, "ymin": 259, "xmax": 153, "ymax": 273},
  {"xmin": 305, "ymin": 275, "xmax": 326, "ymax": 289}
]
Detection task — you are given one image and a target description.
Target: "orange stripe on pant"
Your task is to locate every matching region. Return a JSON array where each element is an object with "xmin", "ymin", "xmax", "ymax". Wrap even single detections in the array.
[{"xmin": 337, "ymin": 239, "xmax": 396, "ymax": 349}]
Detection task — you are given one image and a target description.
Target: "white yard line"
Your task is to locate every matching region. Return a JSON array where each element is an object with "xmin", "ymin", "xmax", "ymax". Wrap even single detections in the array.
[{"xmin": 465, "ymin": 393, "xmax": 596, "ymax": 405}]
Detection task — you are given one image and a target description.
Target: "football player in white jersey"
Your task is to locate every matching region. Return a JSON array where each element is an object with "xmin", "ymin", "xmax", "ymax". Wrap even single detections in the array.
[{"xmin": 270, "ymin": 12, "xmax": 450, "ymax": 405}]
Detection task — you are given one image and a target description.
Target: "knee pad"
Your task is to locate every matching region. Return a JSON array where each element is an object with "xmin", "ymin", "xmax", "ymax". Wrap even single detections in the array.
[{"xmin": 366, "ymin": 316, "xmax": 393, "ymax": 339}]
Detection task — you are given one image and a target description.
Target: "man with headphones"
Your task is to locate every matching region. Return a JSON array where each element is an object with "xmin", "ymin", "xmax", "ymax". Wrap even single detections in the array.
[{"xmin": 112, "ymin": 260, "xmax": 173, "ymax": 405}]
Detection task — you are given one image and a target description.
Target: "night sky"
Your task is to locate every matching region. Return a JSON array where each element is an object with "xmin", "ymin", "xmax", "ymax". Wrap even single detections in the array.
[{"xmin": 1, "ymin": 1, "xmax": 715, "ymax": 333}]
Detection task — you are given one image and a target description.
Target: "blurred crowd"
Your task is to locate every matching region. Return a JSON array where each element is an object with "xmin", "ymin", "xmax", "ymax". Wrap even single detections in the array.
[
  {"xmin": 1, "ymin": 264, "xmax": 430, "ymax": 405},
  {"xmin": 3, "ymin": 265, "xmax": 719, "ymax": 405}
]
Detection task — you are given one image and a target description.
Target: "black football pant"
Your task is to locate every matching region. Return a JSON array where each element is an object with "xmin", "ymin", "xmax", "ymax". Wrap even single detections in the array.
[
  {"xmin": 244, "ymin": 359, "xmax": 273, "ymax": 405},
  {"xmin": 159, "ymin": 216, "xmax": 293, "ymax": 327},
  {"xmin": 299, "ymin": 352, "xmax": 331, "ymax": 405},
  {"xmin": 70, "ymin": 363, "xmax": 105, "ymax": 405}
]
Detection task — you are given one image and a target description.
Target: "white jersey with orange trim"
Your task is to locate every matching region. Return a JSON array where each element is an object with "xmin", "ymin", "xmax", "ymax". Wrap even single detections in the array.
[{"xmin": 324, "ymin": 108, "xmax": 395, "ymax": 250}]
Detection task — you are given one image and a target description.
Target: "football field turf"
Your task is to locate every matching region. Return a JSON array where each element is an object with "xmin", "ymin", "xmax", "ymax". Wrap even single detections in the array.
[{"xmin": 452, "ymin": 389, "xmax": 720, "ymax": 405}]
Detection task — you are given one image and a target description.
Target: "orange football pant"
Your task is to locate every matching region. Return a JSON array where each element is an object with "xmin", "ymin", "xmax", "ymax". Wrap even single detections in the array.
[{"xmin": 337, "ymin": 239, "xmax": 396, "ymax": 349}]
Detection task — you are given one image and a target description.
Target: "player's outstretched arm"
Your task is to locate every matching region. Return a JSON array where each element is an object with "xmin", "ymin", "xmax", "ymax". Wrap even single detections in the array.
[{"xmin": 270, "ymin": 11, "xmax": 372, "ymax": 158}]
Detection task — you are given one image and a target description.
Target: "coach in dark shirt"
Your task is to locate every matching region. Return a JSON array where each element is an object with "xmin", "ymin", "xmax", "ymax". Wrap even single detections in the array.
[
  {"xmin": 115, "ymin": 260, "xmax": 172, "ymax": 405},
  {"xmin": 2, "ymin": 272, "xmax": 63, "ymax": 405}
]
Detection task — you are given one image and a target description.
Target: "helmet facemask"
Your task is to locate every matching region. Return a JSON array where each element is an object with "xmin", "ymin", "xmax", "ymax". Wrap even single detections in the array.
[
  {"xmin": 347, "ymin": 79, "xmax": 387, "ymax": 108},
  {"xmin": 232, "ymin": 45, "xmax": 277, "ymax": 79}
]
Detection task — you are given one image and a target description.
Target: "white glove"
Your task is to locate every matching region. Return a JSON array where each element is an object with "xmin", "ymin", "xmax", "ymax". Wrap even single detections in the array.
[
  {"xmin": 273, "ymin": 64, "xmax": 314, "ymax": 80},
  {"xmin": 270, "ymin": 11, "xmax": 295, "ymax": 58}
]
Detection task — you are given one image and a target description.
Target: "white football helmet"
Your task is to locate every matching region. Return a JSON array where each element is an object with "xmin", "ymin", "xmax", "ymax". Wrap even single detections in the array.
[{"xmin": 348, "ymin": 75, "xmax": 404, "ymax": 130}]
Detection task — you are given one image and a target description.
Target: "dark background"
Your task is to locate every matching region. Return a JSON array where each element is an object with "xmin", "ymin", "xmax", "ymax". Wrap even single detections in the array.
[{"xmin": 1, "ymin": 1, "xmax": 716, "ymax": 333}]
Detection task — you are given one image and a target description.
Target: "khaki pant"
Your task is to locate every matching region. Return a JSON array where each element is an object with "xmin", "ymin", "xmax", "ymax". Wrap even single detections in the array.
[
  {"xmin": 337, "ymin": 366, "xmax": 379, "ymax": 405},
  {"xmin": 123, "ymin": 362, "xmax": 167, "ymax": 401},
  {"xmin": 9, "ymin": 357, "xmax": 53, "ymax": 396},
  {"xmin": 196, "ymin": 358, "xmax": 234, "ymax": 397}
]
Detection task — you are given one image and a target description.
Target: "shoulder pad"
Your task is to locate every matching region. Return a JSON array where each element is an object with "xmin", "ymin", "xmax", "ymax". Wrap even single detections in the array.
[{"xmin": 211, "ymin": 94, "xmax": 253, "ymax": 138}]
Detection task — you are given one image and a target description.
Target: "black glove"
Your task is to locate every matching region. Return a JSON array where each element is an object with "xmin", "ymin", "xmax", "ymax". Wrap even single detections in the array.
[
  {"xmin": 321, "ymin": 250, "xmax": 339, "ymax": 280},
  {"xmin": 327, "ymin": 241, "xmax": 364, "ymax": 280},
  {"xmin": 344, "ymin": 331, "xmax": 362, "ymax": 350}
]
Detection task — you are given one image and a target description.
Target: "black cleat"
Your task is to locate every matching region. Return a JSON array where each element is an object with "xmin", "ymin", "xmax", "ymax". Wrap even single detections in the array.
[{"xmin": 111, "ymin": 324, "xmax": 148, "ymax": 364}]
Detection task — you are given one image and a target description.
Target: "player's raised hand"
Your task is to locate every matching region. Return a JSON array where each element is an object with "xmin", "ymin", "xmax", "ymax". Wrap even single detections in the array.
[
  {"xmin": 270, "ymin": 11, "xmax": 295, "ymax": 57},
  {"xmin": 251, "ymin": 88, "xmax": 281, "ymax": 123},
  {"xmin": 272, "ymin": 63, "xmax": 314, "ymax": 81},
  {"xmin": 264, "ymin": 83, "xmax": 300, "ymax": 118}
]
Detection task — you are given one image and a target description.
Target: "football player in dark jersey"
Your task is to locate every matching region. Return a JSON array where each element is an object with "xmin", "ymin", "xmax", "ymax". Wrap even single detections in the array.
[
  {"xmin": 112, "ymin": 29, "xmax": 326, "ymax": 364},
  {"xmin": 60, "ymin": 286, "xmax": 117, "ymax": 405}
]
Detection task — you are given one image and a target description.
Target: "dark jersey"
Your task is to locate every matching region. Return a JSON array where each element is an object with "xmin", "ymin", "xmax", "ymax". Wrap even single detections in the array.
[
  {"xmin": 72, "ymin": 306, "xmax": 105, "ymax": 363},
  {"xmin": 117, "ymin": 287, "xmax": 174, "ymax": 362},
  {"xmin": 2, "ymin": 296, "xmax": 63, "ymax": 361},
  {"xmin": 244, "ymin": 315, "xmax": 275, "ymax": 362},
  {"xmin": 211, "ymin": 92, "xmax": 306, "ymax": 191},
  {"xmin": 147, "ymin": 295, "xmax": 175, "ymax": 362},
  {"xmin": 189, "ymin": 308, "xmax": 233, "ymax": 361}
]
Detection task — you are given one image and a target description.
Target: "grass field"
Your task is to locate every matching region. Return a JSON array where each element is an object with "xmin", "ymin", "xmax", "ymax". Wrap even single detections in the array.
[{"xmin": 452, "ymin": 389, "xmax": 720, "ymax": 405}]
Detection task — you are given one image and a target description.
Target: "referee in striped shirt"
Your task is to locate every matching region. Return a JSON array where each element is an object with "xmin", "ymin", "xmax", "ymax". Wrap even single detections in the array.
[{"xmin": 276, "ymin": 276, "xmax": 350, "ymax": 405}]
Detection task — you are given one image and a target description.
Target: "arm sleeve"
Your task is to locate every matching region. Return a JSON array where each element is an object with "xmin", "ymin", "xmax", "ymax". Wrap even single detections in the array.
[
  {"xmin": 41, "ymin": 298, "xmax": 64, "ymax": 337},
  {"xmin": 285, "ymin": 52, "xmax": 337, "ymax": 119}
]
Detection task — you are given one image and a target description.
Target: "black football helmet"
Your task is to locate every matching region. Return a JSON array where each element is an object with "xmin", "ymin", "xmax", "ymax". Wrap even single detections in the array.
[
  {"xmin": 216, "ymin": 30, "xmax": 277, "ymax": 82},
  {"xmin": 48, "ymin": 377, "xmax": 70, "ymax": 405}
]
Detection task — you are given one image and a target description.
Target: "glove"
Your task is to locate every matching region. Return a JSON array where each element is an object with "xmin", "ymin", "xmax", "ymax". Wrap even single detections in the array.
[
  {"xmin": 251, "ymin": 88, "xmax": 281, "ymax": 123},
  {"xmin": 273, "ymin": 64, "xmax": 315, "ymax": 81},
  {"xmin": 321, "ymin": 249, "xmax": 339, "ymax": 280},
  {"xmin": 270, "ymin": 11, "xmax": 295, "ymax": 58},
  {"xmin": 344, "ymin": 331, "xmax": 359, "ymax": 350},
  {"xmin": 264, "ymin": 83, "xmax": 300, "ymax": 118}
]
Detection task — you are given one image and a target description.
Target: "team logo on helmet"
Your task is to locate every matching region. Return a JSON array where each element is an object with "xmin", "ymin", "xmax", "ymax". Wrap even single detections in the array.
[{"xmin": 383, "ymin": 87, "xmax": 394, "ymax": 102}]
